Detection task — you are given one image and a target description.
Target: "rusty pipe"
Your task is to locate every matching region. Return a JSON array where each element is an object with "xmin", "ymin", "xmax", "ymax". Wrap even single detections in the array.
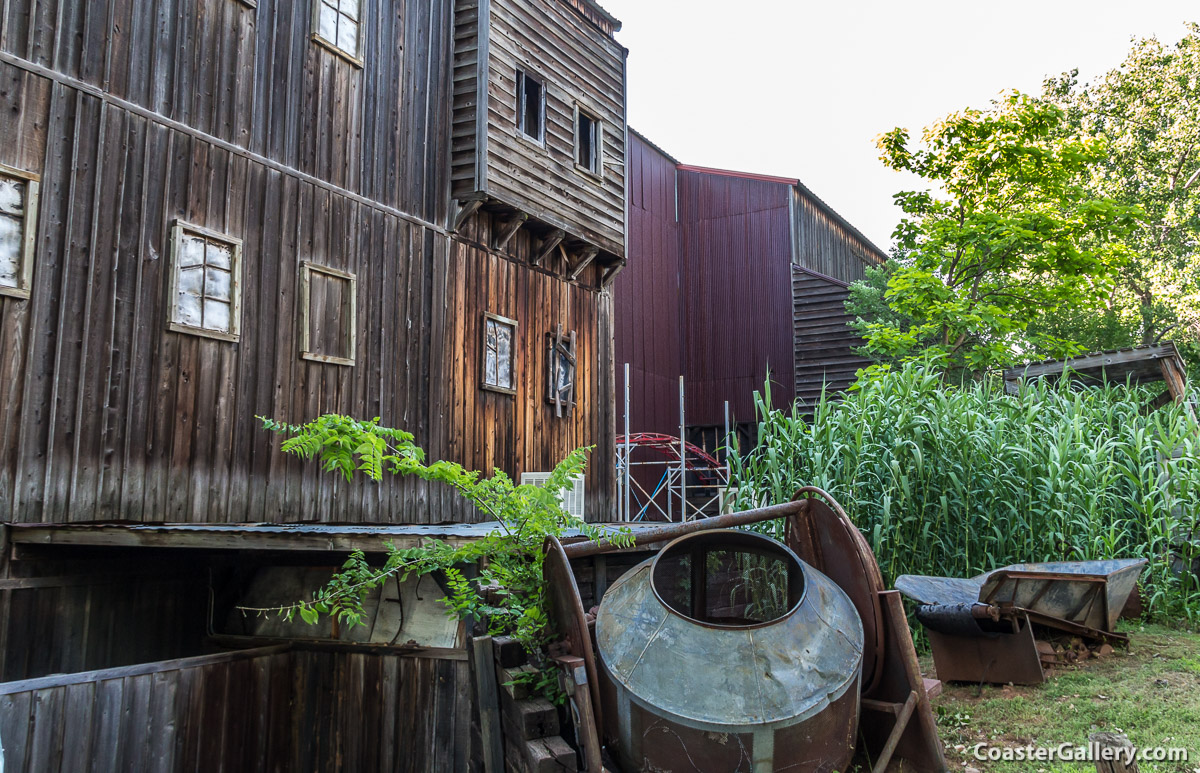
[{"xmin": 564, "ymin": 499, "xmax": 810, "ymax": 559}]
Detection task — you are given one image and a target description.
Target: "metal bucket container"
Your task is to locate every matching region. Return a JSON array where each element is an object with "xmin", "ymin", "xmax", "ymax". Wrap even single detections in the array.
[{"xmin": 595, "ymin": 529, "xmax": 864, "ymax": 772}]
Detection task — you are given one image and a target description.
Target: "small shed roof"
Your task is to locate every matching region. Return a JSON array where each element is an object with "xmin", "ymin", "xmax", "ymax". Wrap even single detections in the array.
[
  {"xmin": 1002, "ymin": 342, "xmax": 1193, "ymax": 414},
  {"xmin": 6, "ymin": 520, "xmax": 660, "ymax": 553}
]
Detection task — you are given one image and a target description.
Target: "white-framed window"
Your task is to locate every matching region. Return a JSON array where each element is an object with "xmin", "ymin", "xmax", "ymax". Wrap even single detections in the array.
[
  {"xmin": 300, "ymin": 261, "xmax": 357, "ymax": 366},
  {"xmin": 313, "ymin": 0, "xmax": 364, "ymax": 65},
  {"xmin": 516, "ymin": 70, "xmax": 545, "ymax": 144},
  {"xmin": 0, "ymin": 164, "xmax": 40, "ymax": 300},
  {"xmin": 482, "ymin": 312, "xmax": 517, "ymax": 395},
  {"xmin": 574, "ymin": 106, "xmax": 602, "ymax": 178},
  {"xmin": 168, "ymin": 222, "xmax": 243, "ymax": 342}
]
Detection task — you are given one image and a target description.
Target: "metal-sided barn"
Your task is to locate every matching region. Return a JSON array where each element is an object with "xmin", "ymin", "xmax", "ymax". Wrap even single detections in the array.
[{"xmin": 615, "ymin": 130, "xmax": 888, "ymax": 453}]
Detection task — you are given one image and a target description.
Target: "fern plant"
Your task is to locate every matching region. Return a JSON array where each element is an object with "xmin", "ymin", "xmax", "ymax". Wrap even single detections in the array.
[{"xmin": 250, "ymin": 414, "xmax": 634, "ymax": 700}]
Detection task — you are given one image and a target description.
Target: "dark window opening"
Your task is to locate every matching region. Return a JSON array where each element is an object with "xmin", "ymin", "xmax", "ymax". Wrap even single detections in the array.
[
  {"xmin": 576, "ymin": 110, "xmax": 600, "ymax": 175},
  {"xmin": 518, "ymin": 71, "xmax": 545, "ymax": 143},
  {"xmin": 651, "ymin": 531, "xmax": 805, "ymax": 628}
]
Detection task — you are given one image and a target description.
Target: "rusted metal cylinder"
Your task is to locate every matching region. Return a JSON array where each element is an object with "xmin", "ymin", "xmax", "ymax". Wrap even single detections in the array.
[{"xmin": 595, "ymin": 529, "xmax": 863, "ymax": 772}]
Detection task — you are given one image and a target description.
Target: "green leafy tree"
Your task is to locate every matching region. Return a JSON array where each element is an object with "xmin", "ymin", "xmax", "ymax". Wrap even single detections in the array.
[
  {"xmin": 1039, "ymin": 25, "xmax": 1200, "ymax": 362},
  {"xmin": 861, "ymin": 92, "xmax": 1139, "ymax": 374},
  {"xmin": 244, "ymin": 415, "xmax": 632, "ymax": 701}
]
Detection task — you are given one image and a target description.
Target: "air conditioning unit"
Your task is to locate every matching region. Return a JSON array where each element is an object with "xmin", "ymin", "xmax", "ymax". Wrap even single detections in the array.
[{"xmin": 520, "ymin": 472, "xmax": 586, "ymax": 520}]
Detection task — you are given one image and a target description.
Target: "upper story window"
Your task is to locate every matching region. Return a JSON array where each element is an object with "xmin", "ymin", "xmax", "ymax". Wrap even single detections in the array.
[
  {"xmin": 168, "ymin": 222, "xmax": 242, "ymax": 342},
  {"xmin": 0, "ymin": 164, "xmax": 39, "ymax": 300},
  {"xmin": 300, "ymin": 262, "xmax": 357, "ymax": 366},
  {"xmin": 575, "ymin": 107, "xmax": 602, "ymax": 177},
  {"xmin": 313, "ymin": 0, "xmax": 363, "ymax": 64},
  {"xmin": 517, "ymin": 70, "xmax": 545, "ymax": 144},
  {"xmin": 482, "ymin": 313, "xmax": 517, "ymax": 395}
]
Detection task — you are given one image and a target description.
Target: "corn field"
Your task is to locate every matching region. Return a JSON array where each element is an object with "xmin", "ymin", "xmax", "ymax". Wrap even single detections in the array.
[{"xmin": 728, "ymin": 363, "xmax": 1200, "ymax": 624}]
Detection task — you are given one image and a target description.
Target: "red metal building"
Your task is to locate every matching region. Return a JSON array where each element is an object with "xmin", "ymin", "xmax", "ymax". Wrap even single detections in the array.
[{"xmin": 615, "ymin": 130, "xmax": 888, "ymax": 452}]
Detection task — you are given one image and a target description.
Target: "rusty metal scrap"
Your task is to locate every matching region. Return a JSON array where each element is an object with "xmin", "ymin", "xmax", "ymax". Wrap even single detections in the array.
[{"xmin": 897, "ymin": 559, "xmax": 1147, "ymax": 685}]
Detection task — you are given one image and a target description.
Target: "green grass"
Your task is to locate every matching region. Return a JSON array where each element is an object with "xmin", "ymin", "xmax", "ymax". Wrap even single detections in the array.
[{"xmin": 930, "ymin": 623, "xmax": 1200, "ymax": 772}]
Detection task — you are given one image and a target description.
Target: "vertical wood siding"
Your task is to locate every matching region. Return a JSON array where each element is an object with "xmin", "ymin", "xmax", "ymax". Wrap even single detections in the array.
[
  {"xmin": 0, "ymin": 0, "xmax": 616, "ymax": 524},
  {"xmin": 450, "ymin": 214, "xmax": 615, "ymax": 521},
  {"xmin": 791, "ymin": 187, "xmax": 882, "ymax": 285},
  {"xmin": 0, "ymin": 0, "xmax": 452, "ymax": 226},
  {"xmin": 0, "ymin": 648, "xmax": 474, "ymax": 773}
]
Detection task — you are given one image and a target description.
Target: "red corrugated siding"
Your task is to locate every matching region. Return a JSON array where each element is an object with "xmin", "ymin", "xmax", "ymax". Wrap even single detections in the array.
[
  {"xmin": 613, "ymin": 133, "xmax": 683, "ymax": 437},
  {"xmin": 678, "ymin": 169, "xmax": 795, "ymax": 427},
  {"xmin": 615, "ymin": 136, "xmax": 794, "ymax": 433}
]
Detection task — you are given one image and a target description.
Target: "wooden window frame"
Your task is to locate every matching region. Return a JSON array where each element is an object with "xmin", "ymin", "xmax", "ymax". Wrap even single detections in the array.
[
  {"xmin": 481, "ymin": 312, "xmax": 518, "ymax": 396},
  {"xmin": 546, "ymin": 324, "xmax": 577, "ymax": 418},
  {"xmin": 516, "ymin": 69, "xmax": 546, "ymax": 147},
  {"xmin": 573, "ymin": 104, "xmax": 603, "ymax": 181},
  {"xmin": 311, "ymin": 0, "xmax": 365, "ymax": 68},
  {"xmin": 167, "ymin": 221, "xmax": 243, "ymax": 343},
  {"xmin": 0, "ymin": 163, "xmax": 40, "ymax": 300},
  {"xmin": 299, "ymin": 261, "xmax": 357, "ymax": 367}
]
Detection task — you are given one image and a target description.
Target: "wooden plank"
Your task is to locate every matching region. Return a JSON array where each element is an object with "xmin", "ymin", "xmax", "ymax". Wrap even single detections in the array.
[
  {"xmin": 0, "ymin": 644, "xmax": 290, "ymax": 695},
  {"xmin": 471, "ymin": 636, "xmax": 504, "ymax": 773}
]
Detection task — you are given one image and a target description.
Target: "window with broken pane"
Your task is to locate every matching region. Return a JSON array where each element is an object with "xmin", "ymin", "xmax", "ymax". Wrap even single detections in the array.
[
  {"xmin": 0, "ymin": 165, "xmax": 39, "ymax": 299},
  {"xmin": 169, "ymin": 223, "xmax": 242, "ymax": 341},
  {"xmin": 314, "ymin": 0, "xmax": 362, "ymax": 61},
  {"xmin": 546, "ymin": 325, "xmax": 576, "ymax": 417},
  {"xmin": 482, "ymin": 313, "xmax": 517, "ymax": 394}
]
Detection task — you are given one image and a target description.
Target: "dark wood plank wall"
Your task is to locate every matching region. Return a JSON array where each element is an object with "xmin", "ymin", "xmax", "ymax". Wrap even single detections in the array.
[
  {"xmin": 0, "ymin": 0, "xmax": 617, "ymax": 524},
  {"xmin": 791, "ymin": 187, "xmax": 884, "ymax": 285},
  {"xmin": 792, "ymin": 268, "xmax": 872, "ymax": 407},
  {"xmin": 0, "ymin": 647, "xmax": 474, "ymax": 773},
  {"xmin": 450, "ymin": 214, "xmax": 615, "ymax": 521},
  {"xmin": 0, "ymin": 572, "xmax": 211, "ymax": 682},
  {"xmin": 478, "ymin": 0, "xmax": 626, "ymax": 255},
  {"xmin": 0, "ymin": 0, "xmax": 452, "ymax": 227}
]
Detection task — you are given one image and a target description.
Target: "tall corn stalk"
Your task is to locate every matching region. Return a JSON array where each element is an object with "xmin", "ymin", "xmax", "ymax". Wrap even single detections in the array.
[{"xmin": 728, "ymin": 363, "xmax": 1200, "ymax": 624}]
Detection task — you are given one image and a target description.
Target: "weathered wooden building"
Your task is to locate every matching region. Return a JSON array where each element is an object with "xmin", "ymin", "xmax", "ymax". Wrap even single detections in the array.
[
  {"xmin": 0, "ymin": 0, "xmax": 626, "ymax": 769},
  {"xmin": 615, "ymin": 130, "xmax": 886, "ymax": 448}
]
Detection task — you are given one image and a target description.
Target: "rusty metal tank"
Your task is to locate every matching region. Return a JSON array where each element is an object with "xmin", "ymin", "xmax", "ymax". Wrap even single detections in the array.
[{"xmin": 595, "ymin": 529, "xmax": 864, "ymax": 772}]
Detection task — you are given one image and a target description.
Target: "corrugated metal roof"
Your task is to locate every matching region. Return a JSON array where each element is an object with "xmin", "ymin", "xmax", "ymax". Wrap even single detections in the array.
[{"xmin": 7, "ymin": 521, "xmax": 660, "ymax": 552}]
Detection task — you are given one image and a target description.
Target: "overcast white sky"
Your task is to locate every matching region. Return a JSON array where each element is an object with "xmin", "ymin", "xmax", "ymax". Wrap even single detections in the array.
[{"xmin": 600, "ymin": 1, "xmax": 1197, "ymax": 251}]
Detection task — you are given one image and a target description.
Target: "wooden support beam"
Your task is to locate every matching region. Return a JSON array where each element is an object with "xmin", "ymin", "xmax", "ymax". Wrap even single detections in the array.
[
  {"xmin": 532, "ymin": 229, "xmax": 564, "ymax": 266},
  {"xmin": 1161, "ymin": 357, "xmax": 1189, "ymax": 403},
  {"xmin": 472, "ymin": 636, "xmax": 505, "ymax": 773},
  {"xmin": 568, "ymin": 246, "xmax": 599, "ymax": 281},
  {"xmin": 492, "ymin": 212, "xmax": 528, "ymax": 252},
  {"xmin": 451, "ymin": 198, "xmax": 483, "ymax": 233},
  {"xmin": 554, "ymin": 655, "xmax": 603, "ymax": 772},
  {"xmin": 599, "ymin": 261, "xmax": 625, "ymax": 288}
]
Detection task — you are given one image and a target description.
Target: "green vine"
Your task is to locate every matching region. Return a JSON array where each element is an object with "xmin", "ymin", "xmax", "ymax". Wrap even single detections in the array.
[{"xmin": 245, "ymin": 414, "xmax": 633, "ymax": 701}]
